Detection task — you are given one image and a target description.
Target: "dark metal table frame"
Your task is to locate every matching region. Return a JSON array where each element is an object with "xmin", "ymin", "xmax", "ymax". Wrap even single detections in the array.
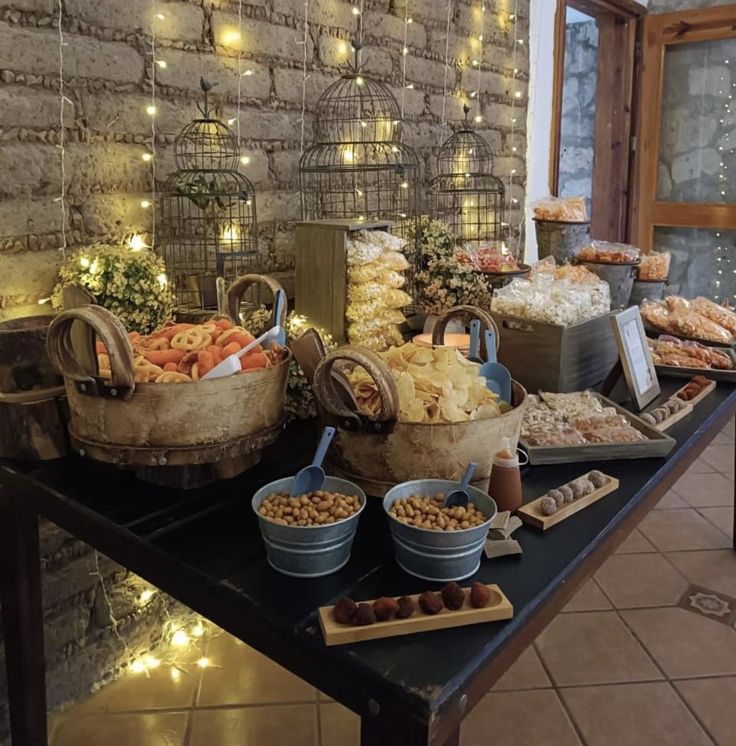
[{"xmin": 2, "ymin": 386, "xmax": 735, "ymax": 746}]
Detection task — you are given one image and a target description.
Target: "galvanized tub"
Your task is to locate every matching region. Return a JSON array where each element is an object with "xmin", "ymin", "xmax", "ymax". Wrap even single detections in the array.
[
  {"xmin": 251, "ymin": 476, "xmax": 366, "ymax": 578},
  {"xmin": 576, "ymin": 259, "xmax": 639, "ymax": 309},
  {"xmin": 629, "ymin": 279, "xmax": 666, "ymax": 306},
  {"xmin": 383, "ymin": 480, "xmax": 497, "ymax": 582},
  {"xmin": 534, "ymin": 219, "xmax": 591, "ymax": 264}
]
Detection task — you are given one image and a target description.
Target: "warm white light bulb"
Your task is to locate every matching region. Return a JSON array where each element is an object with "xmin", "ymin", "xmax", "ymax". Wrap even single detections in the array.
[
  {"xmin": 141, "ymin": 200, "xmax": 151, "ymax": 208},
  {"xmin": 155, "ymin": 59, "xmax": 167, "ymax": 68},
  {"xmin": 170, "ymin": 669, "xmax": 181, "ymax": 681},
  {"xmin": 155, "ymin": 13, "xmax": 165, "ymax": 20},
  {"xmin": 197, "ymin": 657, "xmax": 210, "ymax": 669},
  {"xmin": 241, "ymin": 155, "xmax": 250, "ymax": 165},
  {"xmin": 227, "ymin": 117, "xmax": 237, "ymax": 125},
  {"xmin": 241, "ymin": 69, "xmax": 254, "ymax": 76},
  {"xmin": 191, "ymin": 623, "xmax": 205, "ymax": 638},
  {"xmin": 80, "ymin": 257, "xmax": 90, "ymax": 269},
  {"xmin": 171, "ymin": 630, "xmax": 189, "ymax": 647},
  {"xmin": 130, "ymin": 660, "xmax": 147, "ymax": 674},
  {"xmin": 352, "ymin": 6, "xmax": 360, "ymax": 14},
  {"xmin": 146, "ymin": 105, "xmax": 156, "ymax": 116},
  {"xmin": 142, "ymin": 152, "xmax": 153, "ymax": 162},
  {"xmin": 400, "ymin": 181, "xmax": 409, "ymax": 189},
  {"xmin": 356, "ymin": 76, "xmax": 364, "ymax": 86},
  {"xmin": 157, "ymin": 273, "xmax": 167, "ymax": 286},
  {"xmin": 474, "ymin": 115, "xmax": 482, "ymax": 123},
  {"xmin": 222, "ymin": 30, "xmax": 241, "ymax": 45},
  {"xmin": 129, "ymin": 234, "xmax": 148, "ymax": 251}
]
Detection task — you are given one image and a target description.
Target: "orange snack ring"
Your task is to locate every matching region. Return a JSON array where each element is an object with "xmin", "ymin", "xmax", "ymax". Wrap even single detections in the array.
[
  {"xmin": 144, "ymin": 336, "xmax": 170, "ymax": 351},
  {"xmin": 221, "ymin": 341, "xmax": 241, "ymax": 357},
  {"xmin": 214, "ymin": 318, "xmax": 233, "ymax": 331},
  {"xmin": 206, "ymin": 345, "xmax": 223, "ymax": 364},
  {"xmin": 142, "ymin": 348, "xmax": 185, "ymax": 366},
  {"xmin": 163, "ymin": 362, "xmax": 178, "ymax": 372},
  {"xmin": 161, "ymin": 323, "xmax": 195, "ymax": 341},
  {"xmin": 197, "ymin": 350, "xmax": 215, "ymax": 377},
  {"xmin": 241, "ymin": 351, "xmax": 269, "ymax": 371}
]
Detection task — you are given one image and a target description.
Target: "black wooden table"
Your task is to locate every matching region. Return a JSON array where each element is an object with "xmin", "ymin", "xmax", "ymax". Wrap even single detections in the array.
[{"xmin": 2, "ymin": 380, "xmax": 735, "ymax": 746}]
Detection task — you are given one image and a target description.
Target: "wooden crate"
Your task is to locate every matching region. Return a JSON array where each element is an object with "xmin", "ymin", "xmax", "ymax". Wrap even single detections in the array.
[
  {"xmin": 295, "ymin": 219, "xmax": 392, "ymax": 343},
  {"xmin": 492, "ymin": 311, "xmax": 619, "ymax": 393}
]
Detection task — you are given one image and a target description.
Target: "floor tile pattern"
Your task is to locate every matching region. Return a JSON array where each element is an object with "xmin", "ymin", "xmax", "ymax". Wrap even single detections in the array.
[{"xmin": 47, "ymin": 426, "xmax": 735, "ymax": 745}]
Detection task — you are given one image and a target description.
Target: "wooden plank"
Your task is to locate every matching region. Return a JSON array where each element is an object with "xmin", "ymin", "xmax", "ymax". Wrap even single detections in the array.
[
  {"xmin": 591, "ymin": 15, "xmax": 637, "ymax": 241},
  {"xmin": 650, "ymin": 202, "xmax": 736, "ymax": 231},
  {"xmin": 518, "ymin": 473, "xmax": 620, "ymax": 531},
  {"xmin": 569, "ymin": 0, "xmax": 647, "ymax": 19},
  {"xmin": 319, "ymin": 584, "xmax": 513, "ymax": 647},
  {"xmin": 652, "ymin": 399, "xmax": 693, "ymax": 431},
  {"xmin": 549, "ymin": 0, "xmax": 567, "ymax": 196},
  {"xmin": 520, "ymin": 392, "xmax": 676, "ymax": 465},
  {"xmin": 673, "ymin": 378, "xmax": 717, "ymax": 407}
]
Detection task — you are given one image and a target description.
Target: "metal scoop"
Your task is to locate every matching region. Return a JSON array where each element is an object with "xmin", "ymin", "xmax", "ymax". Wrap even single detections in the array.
[
  {"xmin": 201, "ymin": 326, "xmax": 282, "ymax": 380},
  {"xmin": 290, "ymin": 426, "xmax": 336, "ymax": 496},
  {"xmin": 444, "ymin": 462, "xmax": 477, "ymax": 508}
]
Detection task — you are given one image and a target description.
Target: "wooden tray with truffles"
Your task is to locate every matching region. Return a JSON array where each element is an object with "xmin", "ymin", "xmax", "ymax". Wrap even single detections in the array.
[
  {"xmin": 318, "ymin": 582, "xmax": 513, "ymax": 646},
  {"xmin": 518, "ymin": 471, "xmax": 619, "ymax": 531}
]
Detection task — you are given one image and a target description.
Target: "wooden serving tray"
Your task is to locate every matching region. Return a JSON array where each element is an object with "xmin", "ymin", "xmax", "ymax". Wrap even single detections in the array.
[
  {"xmin": 319, "ymin": 584, "xmax": 513, "ymax": 646},
  {"xmin": 518, "ymin": 473, "xmax": 619, "ymax": 531},
  {"xmin": 673, "ymin": 378, "xmax": 716, "ymax": 407},
  {"xmin": 520, "ymin": 393, "xmax": 676, "ymax": 465},
  {"xmin": 654, "ymin": 400, "xmax": 693, "ymax": 432}
]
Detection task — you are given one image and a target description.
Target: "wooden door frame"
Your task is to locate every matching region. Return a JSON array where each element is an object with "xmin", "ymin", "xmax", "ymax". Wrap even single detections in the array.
[
  {"xmin": 632, "ymin": 5, "xmax": 736, "ymax": 250},
  {"xmin": 550, "ymin": 0, "xmax": 647, "ymax": 241}
]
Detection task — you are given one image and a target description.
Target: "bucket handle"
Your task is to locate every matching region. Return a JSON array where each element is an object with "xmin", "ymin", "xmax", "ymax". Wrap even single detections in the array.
[
  {"xmin": 432, "ymin": 305, "xmax": 500, "ymax": 358},
  {"xmin": 227, "ymin": 274, "xmax": 288, "ymax": 329},
  {"xmin": 0, "ymin": 385, "xmax": 67, "ymax": 404},
  {"xmin": 313, "ymin": 346, "xmax": 399, "ymax": 434},
  {"xmin": 46, "ymin": 305, "xmax": 136, "ymax": 399}
]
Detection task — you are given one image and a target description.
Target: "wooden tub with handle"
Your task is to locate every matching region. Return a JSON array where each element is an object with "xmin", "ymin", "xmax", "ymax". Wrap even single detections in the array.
[
  {"xmin": 46, "ymin": 274, "xmax": 291, "ymax": 487},
  {"xmin": 312, "ymin": 307, "xmax": 527, "ymax": 497}
]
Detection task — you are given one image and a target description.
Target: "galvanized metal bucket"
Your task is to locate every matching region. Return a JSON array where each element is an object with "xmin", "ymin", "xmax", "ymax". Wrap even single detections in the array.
[
  {"xmin": 534, "ymin": 219, "xmax": 591, "ymax": 264},
  {"xmin": 576, "ymin": 259, "xmax": 639, "ymax": 309},
  {"xmin": 629, "ymin": 279, "xmax": 666, "ymax": 306},
  {"xmin": 252, "ymin": 476, "xmax": 366, "ymax": 578},
  {"xmin": 383, "ymin": 479, "xmax": 497, "ymax": 582}
]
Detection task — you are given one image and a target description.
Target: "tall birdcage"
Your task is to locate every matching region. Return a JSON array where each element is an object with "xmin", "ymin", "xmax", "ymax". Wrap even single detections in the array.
[
  {"xmin": 430, "ymin": 108, "xmax": 505, "ymax": 247},
  {"xmin": 158, "ymin": 79, "xmax": 258, "ymax": 313},
  {"xmin": 299, "ymin": 44, "xmax": 419, "ymax": 237}
]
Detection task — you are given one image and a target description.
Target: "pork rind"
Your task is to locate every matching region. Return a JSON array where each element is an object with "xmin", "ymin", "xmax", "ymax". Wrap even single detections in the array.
[
  {"xmin": 533, "ymin": 196, "xmax": 587, "ymax": 222},
  {"xmin": 691, "ymin": 297, "xmax": 736, "ymax": 335},
  {"xmin": 576, "ymin": 241, "xmax": 641, "ymax": 264},
  {"xmin": 638, "ymin": 252, "xmax": 671, "ymax": 281},
  {"xmin": 641, "ymin": 299, "xmax": 735, "ymax": 344}
]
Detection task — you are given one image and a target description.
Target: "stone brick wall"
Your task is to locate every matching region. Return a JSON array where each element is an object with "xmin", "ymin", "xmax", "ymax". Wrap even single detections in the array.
[
  {"xmin": 0, "ymin": 0, "xmax": 530, "ymax": 737},
  {"xmin": 558, "ymin": 19, "xmax": 597, "ymax": 217},
  {"xmin": 0, "ymin": 0, "xmax": 529, "ymax": 320}
]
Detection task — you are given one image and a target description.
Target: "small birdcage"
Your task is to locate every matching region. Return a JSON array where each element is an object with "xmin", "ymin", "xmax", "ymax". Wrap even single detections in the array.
[
  {"xmin": 299, "ymin": 44, "xmax": 419, "ymax": 237},
  {"xmin": 159, "ymin": 79, "xmax": 258, "ymax": 313},
  {"xmin": 431, "ymin": 109, "xmax": 505, "ymax": 247}
]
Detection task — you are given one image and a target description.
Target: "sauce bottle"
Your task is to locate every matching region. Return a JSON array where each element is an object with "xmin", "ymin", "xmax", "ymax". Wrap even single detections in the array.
[{"xmin": 488, "ymin": 439, "xmax": 523, "ymax": 512}]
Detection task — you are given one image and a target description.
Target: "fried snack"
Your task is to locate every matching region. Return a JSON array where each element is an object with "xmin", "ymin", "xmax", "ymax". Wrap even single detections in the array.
[
  {"xmin": 638, "ymin": 252, "xmax": 671, "ymax": 281},
  {"xmin": 533, "ymin": 196, "xmax": 587, "ymax": 222},
  {"xmin": 577, "ymin": 241, "xmax": 641, "ymax": 264},
  {"xmin": 154, "ymin": 371, "xmax": 192, "ymax": 383},
  {"xmin": 641, "ymin": 299, "xmax": 735, "ymax": 344},
  {"xmin": 691, "ymin": 297, "xmax": 736, "ymax": 335},
  {"xmin": 171, "ymin": 328, "xmax": 212, "ymax": 352},
  {"xmin": 347, "ymin": 343, "xmax": 504, "ymax": 424}
]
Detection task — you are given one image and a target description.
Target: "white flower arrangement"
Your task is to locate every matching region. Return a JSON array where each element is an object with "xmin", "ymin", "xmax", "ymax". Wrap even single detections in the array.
[
  {"xmin": 410, "ymin": 217, "xmax": 492, "ymax": 316},
  {"xmin": 52, "ymin": 243, "xmax": 176, "ymax": 334}
]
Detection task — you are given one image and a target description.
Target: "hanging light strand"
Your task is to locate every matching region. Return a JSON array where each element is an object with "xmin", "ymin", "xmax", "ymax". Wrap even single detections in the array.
[
  {"xmin": 399, "ymin": 1, "xmax": 411, "ymax": 119},
  {"xmin": 236, "ymin": 0, "xmax": 243, "ymax": 144},
  {"xmin": 298, "ymin": 0, "xmax": 310, "ymax": 161},
  {"xmin": 149, "ymin": 0, "xmax": 157, "ymax": 247},
  {"xmin": 56, "ymin": 0, "xmax": 67, "ymax": 260},
  {"xmin": 507, "ymin": 0, "xmax": 520, "ymax": 254},
  {"xmin": 472, "ymin": 4, "xmax": 485, "ymax": 122},
  {"xmin": 440, "ymin": 0, "xmax": 453, "ymax": 130}
]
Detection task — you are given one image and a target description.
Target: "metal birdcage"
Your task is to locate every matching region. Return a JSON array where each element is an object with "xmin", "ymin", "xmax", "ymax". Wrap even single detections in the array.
[
  {"xmin": 430, "ymin": 110, "xmax": 505, "ymax": 247},
  {"xmin": 299, "ymin": 45, "xmax": 419, "ymax": 237},
  {"xmin": 158, "ymin": 79, "xmax": 258, "ymax": 312}
]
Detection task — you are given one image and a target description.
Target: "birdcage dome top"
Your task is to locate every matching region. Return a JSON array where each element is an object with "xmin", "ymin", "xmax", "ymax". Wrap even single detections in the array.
[
  {"xmin": 314, "ymin": 74, "xmax": 403, "ymax": 145},
  {"xmin": 174, "ymin": 118, "xmax": 240, "ymax": 171},
  {"xmin": 436, "ymin": 128, "xmax": 494, "ymax": 177}
]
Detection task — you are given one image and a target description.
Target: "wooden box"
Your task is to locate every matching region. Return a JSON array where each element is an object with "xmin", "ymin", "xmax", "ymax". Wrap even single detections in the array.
[
  {"xmin": 492, "ymin": 311, "xmax": 619, "ymax": 394},
  {"xmin": 295, "ymin": 219, "xmax": 392, "ymax": 344}
]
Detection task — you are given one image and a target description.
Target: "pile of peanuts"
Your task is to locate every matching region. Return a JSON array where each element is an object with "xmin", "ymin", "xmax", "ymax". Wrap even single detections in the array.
[
  {"xmin": 388, "ymin": 494, "xmax": 488, "ymax": 531},
  {"xmin": 259, "ymin": 491, "xmax": 362, "ymax": 527}
]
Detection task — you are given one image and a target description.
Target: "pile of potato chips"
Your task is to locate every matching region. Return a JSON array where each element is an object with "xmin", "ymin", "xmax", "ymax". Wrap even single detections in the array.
[{"xmin": 346, "ymin": 343, "xmax": 507, "ymax": 424}]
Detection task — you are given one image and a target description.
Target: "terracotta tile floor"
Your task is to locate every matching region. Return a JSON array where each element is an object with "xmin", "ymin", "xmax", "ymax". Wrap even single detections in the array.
[{"xmin": 49, "ymin": 426, "xmax": 735, "ymax": 746}]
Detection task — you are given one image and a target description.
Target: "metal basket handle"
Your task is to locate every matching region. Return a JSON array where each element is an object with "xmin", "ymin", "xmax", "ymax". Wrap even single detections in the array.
[
  {"xmin": 46, "ymin": 305, "xmax": 135, "ymax": 399},
  {"xmin": 313, "ymin": 346, "xmax": 399, "ymax": 434},
  {"xmin": 431, "ymin": 305, "xmax": 500, "ymax": 358},
  {"xmin": 227, "ymin": 274, "xmax": 288, "ymax": 329}
]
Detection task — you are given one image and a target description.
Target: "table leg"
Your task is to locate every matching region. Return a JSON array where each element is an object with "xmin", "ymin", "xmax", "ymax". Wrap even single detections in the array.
[
  {"xmin": 360, "ymin": 716, "xmax": 459, "ymax": 746},
  {"xmin": 0, "ymin": 491, "xmax": 48, "ymax": 746}
]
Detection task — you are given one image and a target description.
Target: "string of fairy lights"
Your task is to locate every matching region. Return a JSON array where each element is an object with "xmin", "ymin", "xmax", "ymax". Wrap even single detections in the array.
[
  {"xmin": 440, "ymin": 0, "xmax": 453, "ymax": 130},
  {"xmin": 469, "ymin": 4, "xmax": 485, "ymax": 124},
  {"xmin": 56, "ymin": 0, "xmax": 67, "ymax": 262},
  {"xmin": 714, "ymin": 55, "xmax": 734, "ymax": 303},
  {"xmin": 399, "ymin": 1, "xmax": 412, "ymax": 119}
]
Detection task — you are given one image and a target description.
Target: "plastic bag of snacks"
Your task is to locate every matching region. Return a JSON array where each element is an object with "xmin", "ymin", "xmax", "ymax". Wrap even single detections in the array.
[
  {"xmin": 640, "ymin": 298, "xmax": 735, "ymax": 344},
  {"xmin": 533, "ymin": 196, "xmax": 587, "ymax": 222},
  {"xmin": 576, "ymin": 240, "xmax": 641, "ymax": 264},
  {"xmin": 638, "ymin": 252, "xmax": 671, "ymax": 281},
  {"xmin": 457, "ymin": 242, "xmax": 520, "ymax": 273}
]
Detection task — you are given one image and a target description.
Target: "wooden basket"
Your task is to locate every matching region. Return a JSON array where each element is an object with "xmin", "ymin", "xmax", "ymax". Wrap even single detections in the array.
[
  {"xmin": 312, "ymin": 306, "xmax": 528, "ymax": 497},
  {"xmin": 46, "ymin": 274, "xmax": 291, "ymax": 485},
  {"xmin": 0, "ymin": 315, "xmax": 68, "ymax": 460}
]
